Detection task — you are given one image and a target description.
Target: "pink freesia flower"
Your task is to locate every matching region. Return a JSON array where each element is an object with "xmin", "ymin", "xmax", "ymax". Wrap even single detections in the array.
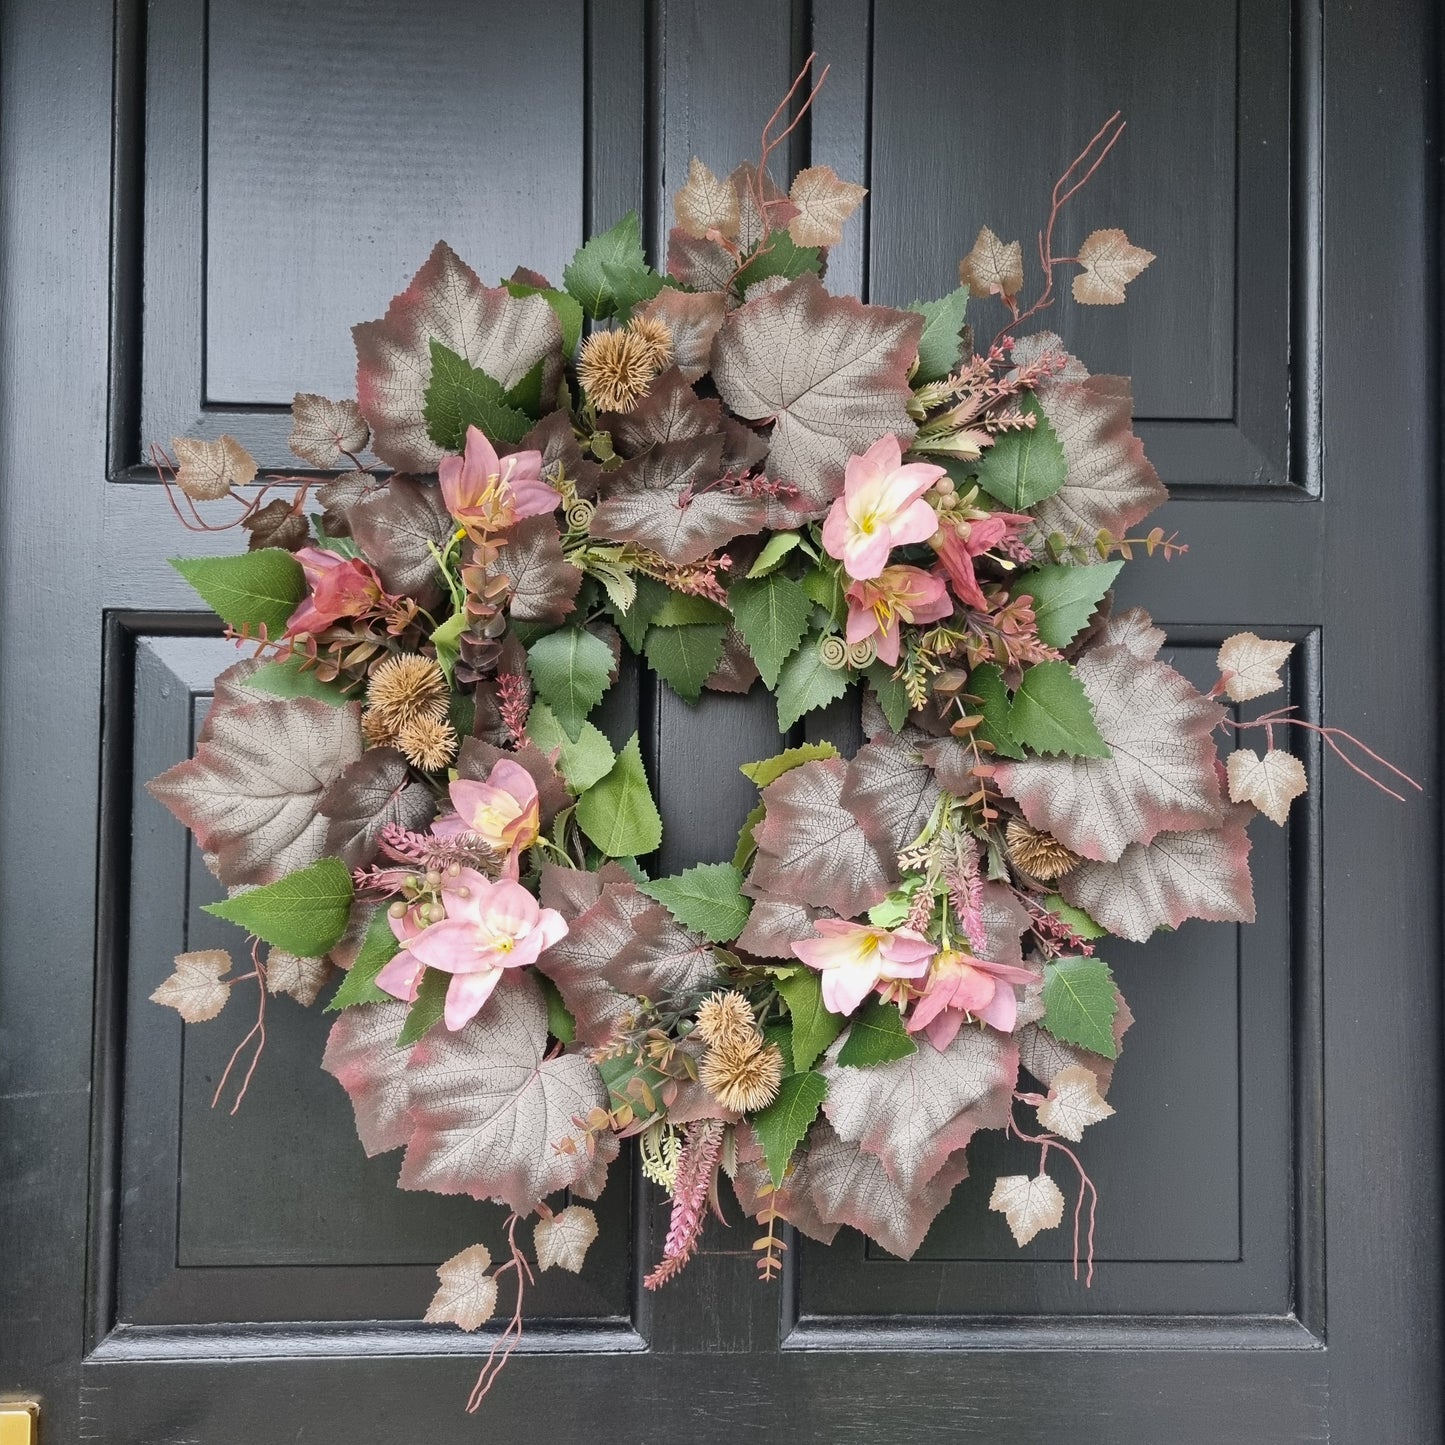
[
  {"xmin": 438, "ymin": 424, "xmax": 559, "ymax": 534},
  {"xmin": 374, "ymin": 900, "xmax": 430, "ymax": 1004},
  {"xmin": 405, "ymin": 870, "xmax": 568, "ymax": 1030},
  {"xmin": 287, "ymin": 547, "xmax": 384, "ymax": 635},
  {"xmin": 844, "ymin": 564, "xmax": 953, "ymax": 666},
  {"xmin": 431, "ymin": 760, "xmax": 540, "ymax": 877},
  {"xmin": 932, "ymin": 512, "xmax": 1031, "ymax": 611},
  {"xmin": 821, "ymin": 435, "xmax": 944, "ymax": 580},
  {"xmin": 792, "ymin": 919, "xmax": 936, "ymax": 1016},
  {"xmin": 906, "ymin": 949, "xmax": 1038, "ymax": 1050}
]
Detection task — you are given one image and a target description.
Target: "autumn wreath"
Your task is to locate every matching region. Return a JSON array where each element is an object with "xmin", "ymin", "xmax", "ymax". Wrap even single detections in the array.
[{"xmin": 146, "ymin": 65, "xmax": 1413, "ymax": 1406}]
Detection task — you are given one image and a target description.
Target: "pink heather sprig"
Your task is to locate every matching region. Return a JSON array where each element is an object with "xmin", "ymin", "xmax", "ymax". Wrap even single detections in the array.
[
  {"xmin": 643, "ymin": 1118, "xmax": 725, "ymax": 1291},
  {"xmin": 376, "ymin": 822, "xmax": 498, "ymax": 874},
  {"xmin": 1024, "ymin": 894, "xmax": 1096, "ymax": 958},
  {"xmin": 496, "ymin": 671, "xmax": 531, "ymax": 747},
  {"xmin": 945, "ymin": 836, "xmax": 987, "ymax": 954}
]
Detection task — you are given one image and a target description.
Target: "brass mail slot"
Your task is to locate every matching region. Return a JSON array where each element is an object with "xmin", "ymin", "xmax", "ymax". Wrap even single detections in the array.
[{"xmin": 0, "ymin": 1402, "xmax": 37, "ymax": 1445}]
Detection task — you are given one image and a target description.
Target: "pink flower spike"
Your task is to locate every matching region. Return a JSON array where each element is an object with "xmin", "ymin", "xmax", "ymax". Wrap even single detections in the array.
[
  {"xmin": 792, "ymin": 919, "xmax": 936, "ymax": 1017},
  {"xmin": 287, "ymin": 547, "xmax": 384, "ymax": 636},
  {"xmin": 438, "ymin": 424, "xmax": 559, "ymax": 535},
  {"xmin": 433, "ymin": 760, "xmax": 541, "ymax": 876},
  {"xmin": 821, "ymin": 435, "xmax": 944, "ymax": 580},
  {"xmin": 844, "ymin": 564, "xmax": 953, "ymax": 666}
]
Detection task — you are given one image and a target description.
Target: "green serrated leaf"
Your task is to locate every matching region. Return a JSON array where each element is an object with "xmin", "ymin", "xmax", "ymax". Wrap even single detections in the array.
[
  {"xmin": 611, "ymin": 574, "xmax": 669, "ymax": 652},
  {"xmin": 563, "ymin": 211, "xmax": 647, "ymax": 319},
  {"xmin": 538, "ymin": 972, "xmax": 577, "ymax": 1043},
  {"xmin": 525, "ymin": 626, "xmax": 616, "ymax": 740},
  {"xmin": 730, "ymin": 573, "xmax": 813, "ymax": 689},
  {"xmin": 503, "ymin": 356, "xmax": 546, "ymax": 418},
  {"xmin": 651, "ymin": 592, "xmax": 730, "ymax": 627},
  {"xmin": 1042, "ymin": 894, "xmax": 1108, "ymax": 941},
  {"xmin": 422, "ymin": 340, "xmax": 532, "ymax": 450},
  {"xmin": 326, "ymin": 908, "xmax": 400, "ymax": 1011},
  {"xmin": 644, "ymin": 623, "xmax": 727, "ymax": 703},
  {"xmin": 732, "ymin": 800, "xmax": 766, "ymax": 870},
  {"xmin": 245, "ymin": 656, "xmax": 353, "ymax": 705},
  {"xmin": 835, "ymin": 997, "xmax": 918, "ymax": 1067},
  {"xmin": 747, "ymin": 531, "xmax": 803, "ymax": 578},
  {"xmin": 203, "ymin": 857, "xmax": 353, "ymax": 957},
  {"xmin": 397, "ymin": 968, "xmax": 449, "ymax": 1046},
  {"xmin": 908, "ymin": 286, "xmax": 971, "ymax": 384},
  {"xmin": 968, "ymin": 660, "xmax": 1025, "ymax": 761},
  {"xmin": 865, "ymin": 660, "xmax": 911, "ymax": 734},
  {"xmin": 503, "ymin": 279, "xmax": 585, "ymax": 355},
  {"xmin": 602, "ymin": 259, "xmax": 667, "ymax": 321},
  {"xmin": 430, "ymin": 609, "xmax": 466, "ymax": 684},
  {"xmin": 752, "ymin": 1070, "xmax": 828, "ymax": 1186},
  {"xmin": 739, "ymin": 741, "xmax": 840, "ymax": 789},
  {"xmin": 527, "ymin": 700, "xmax": 617, "ymax": 792},
  {"xmin": 1008, "ymin": 661, "xmax": 1109, "ymax": 758},
  {"xmin": 171, "ymin": 550, "xmax": 305, "ymax": 637},
  {"xmin": 638, "ymin": 862, "xmax": 751, "ymax": 943},
  {"xmin": 800, "ymin": 564, "xmax": 847, "ymax": 628},
  {"xmin": 974, "ymin": 393, "xmax": 1067, "ymax": 511},
  {"xmin": 1041, "ymin": 957, "xmax": 1119, "ymax": 1058},
  {"xmin": 576, "ymin": 733, "xmax": 662, "ymax": 857},
  {"xmin": 776, "ymin": 637, "xmax": 851, "ymax": 731},
  {"xmin": 1014, "ymin": 560, "xmax": 1124, "ymax": 649},
  {"xmin": 762, "ymin": 1020, "xmax": 795, "ymax": 1076},
  {"xmin": 733, "ymin": 232, "xmax": 824, "ymax": 294},
  {"xmin": 777, "ymin": 968, "xmax": 846, "ymax": 1075}
]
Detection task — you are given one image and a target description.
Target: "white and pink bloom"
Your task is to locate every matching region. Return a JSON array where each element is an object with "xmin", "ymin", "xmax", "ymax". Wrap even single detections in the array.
[
  {"xmin": 906, "ymin": 949, "xmax": 1038, "ymax": 1050},
  {"xmin": 374, "ymin": 899, "xmax": 430, "ymax": 1004},
  {"xmin": 439, "ymin": 424, "xmax": 560, "ymax": 535},
  {"xmin": 844, "ymin": 564, "xmax": 953, "ymax": 666},
  {"xmin": 791, "ymin": 919, "xmax": 937, "ymax": 1016},
  {"xmin": 287, "ymin": 547, "xmax": 385, "ymax": 636},
  {"xmin": 403, "ymin": 870, "xmax": 568, "ymax": 1031},
  {"xmin": 821, "ymin": 435, "xmax": 944, "ymax": 580},
  {"xmin": 431, "ymin": 760, "xmax": 541, "ymax": 877},
  {"xmin": 932, "ymin": 511, "xmax": 1031, "ymax": 611}
]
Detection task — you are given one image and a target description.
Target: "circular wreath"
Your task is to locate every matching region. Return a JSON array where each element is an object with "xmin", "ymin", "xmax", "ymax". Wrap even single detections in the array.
[{"xmin": 147, "ymin": 75, "xmax": 1399, "ymax": 1404}]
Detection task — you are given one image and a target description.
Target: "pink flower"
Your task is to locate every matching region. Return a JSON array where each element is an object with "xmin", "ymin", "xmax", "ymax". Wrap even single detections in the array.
[
  {"xmin": 821, "ymin": 435, "xmax": 944, "ymax": 580},
  {"xmin": 287, "ymin": 547, "xmax": 384, "ymax": 635},
  {"xmin": 844, "ymin": 564, "xmax": 953, "ymax": 666},
  {"xmin": 374, "ymin": 900, "xmax": 430, "ymax": 1004},
  {"xmin": 438, "ymin": 424, "xmax": 559, "ymax": 535},
  {"xmin": 932, "ymin": 512, "xmax": 1031, "ymax": 611},
  {"xmin": 791, "ymin": 919, "xmax": 936, "ymax": 1016},
  {"xmin": 431, "ymin": 760, "xmax": 540, "ymax": 877},
  {"xmin": 906, "ymin": 949, "xmax": 1038, "ymax": 1050},
  {"xmin": 405, "ymin": 870, "xmax": 568, "ymax": 1030}
]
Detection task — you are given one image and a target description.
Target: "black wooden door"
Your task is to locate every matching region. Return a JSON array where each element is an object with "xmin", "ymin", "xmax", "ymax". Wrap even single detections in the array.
[{"xmin": 2, "ymin": 1, "xmax": 1439, "ymax": 1441}]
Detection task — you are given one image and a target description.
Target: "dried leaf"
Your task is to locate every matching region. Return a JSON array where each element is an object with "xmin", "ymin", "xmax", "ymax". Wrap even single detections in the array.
[
  {"xmin": 424, "ymin": 1244, "xmax": 498, "ymax": 1331},
  {"xmin": 151, "ymin": 949, "xmax": 233, "ymax": 1023},
  {"xmin": 534, "ymin": 1204, "xmax": 600, "ymax": 1273},
  {"xmin": 787, "ymin": 165, "xmax": 867, "ymax": 248},
  {"xmin": 321, "ymin": 999, "xmax": 416, "ymax": 1155},
  {"xmin": 989, "ymin": 1171, "xmax": 1065, "ymax": 1246},
  {"xmin": 353, "ymin": 241, "xmax": 562, "ymax": 472},
  {"xmin": 634, "ymin": 290, "xmax": 727, "ymax": 383},
  {"xmin": 608, "ymin": 369, "xmax": 720, "ymax": 452},
  {"xmin": 496, "ymin": 515, "xmax": 583, "ymax": 623},
  {"xmin": 348, "ymin": 476, "xmax": 454, "ymax": 611},
  {"xmin": 840, "ymin": 735, "xmax": 942, "ymax": 857},
  {"xmin": 241, "ymin": 498, "xmax": 309, "ymax": 552},
  {"xmin": 730, "ymin": 162, "xmax": 795, "ymax": 252},
  {"xmin": 172, "ymin": 435, "xmax": 258, "ymax": 502},
  {"xmin": 711, "ymin": 274, "xmax": 923, "ymax": 512},
  {"xmin": 666, "ymin": 229, "xmax": 736, "ymax": 292},
  {"xmin": 1036, "ymin": 1063, "xmax": 1114, "ymax": 1142},
  {"xmin": 1072, "ymin": 229, "xmax": 1155, "ymax": 306},
  {"xmin": 674, "ymin": 156, "xmax": 740, "ymax": 241},
  {"xmin": 148, "ymin": 693, "xmax": 363, "ymax": 887},
  {"xmin": 264, "ymin": 949, "xmax": 332, "ymax": 1006},
  {"xmin": 314, "ymin": 471, "xmax": 379, "ymax": 538},
  {"xmin": 1095, "ymin": 605, "xmax": 1166, "ymax": 660},
  {"xmin": 319, "ymin": 747, "xmax": 435, "ymax": 868},
  {"xmin": 1217, "ymin": 632, "xmax": 1294, "ymax": 703},
  {"xmin": 289, "ymin": 393, "xmax": 370, "ymax": 467},
  {"xmin": 1226, "ymin": 748, "xmax": 1307, "ymax": 826},
  {"xmin": 591, "ymin": 484, "xmax": 765, "ymax": 566},
  {"xmin": 735, "ymin": 897, "xmax": 827, "ymax": 958},
  {"xmin": 959, "ymin": 226, "xmax": 1024, "ymax": 300},
  {"xmin": 995, "ymin": 642, "xmax": 1225, "ymax": 864}
]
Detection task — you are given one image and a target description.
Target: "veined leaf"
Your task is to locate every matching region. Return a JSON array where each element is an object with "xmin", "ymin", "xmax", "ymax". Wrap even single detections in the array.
[
  {"xmin": 639, "ymin": 862, "xmax": 751, "ymax": 943},
  {"xmin": 777, "ymin": 968, "xmax": 845, "ymax": 1075},
  {"xmin": 967, "ymin": 661, "xmax": 1024, "ymax": 760},
  {"xmin": 644, "ymin": 622, "xmax": 727, "ymax": 703},
  {"xmin": 974, "ymin": 393, "xmax": 1067, "ymax": 511},
  {"xmin": 1040, "ymin": 957, "xmax": 1119, "ymax": 1059},
  {"xmin": 776, "ymin": 637, "xmax": 851, "ymax": 731},
  {"xmin": 204, "ymin": 857, "xmax": 353, "ymax": 957},
  {"xmin": 398, "ymin": 968, "xmax": 448, "ymax": 1046},
  {"xmin": 575, "ymin": 734, "xmax": 662, "ymax": 857},
  {"xmin": 527, "ymin": 701, "xmax": 617, "ymax": 792},
  {"xmin": 563, "ymin": 211, "xmax": 648, "ymax": 320},
  {"xmin": 1014, "ymin": 560, "xmax": 1124, "ymax": 649},
  {"xmin": 423, "ymin": 340, "xmax": 531, "ymax": 450},
  {"xmin": 752, "ymin": 1070, "xmax": 828, "ymax": 1186},
  {"xmin": 171, "ymin": 550, "xmax": 305, "ymax": 636},
  {"xmin": 747, "ymin": 531, "xmax": 804, "ymax": 578},
  {"xmin": 503, "ymin": 279, "xmax": 584, "ymax": 355},
  {"xmin": 730, "ymin": 574, "xmax": 813, "ymax": 689},
  {"xmin": 326, "ymin": 908, "xmax": 400, "ymax": 1011},
  {"xmin": 907, "ymin": 286, "xmax": 971, "ymax": 384},
  {"xmin": 835, "ymin": 997, "xmax": 916, "ymax": 1068},
  {"xmin": 1008, "ymin": 661, "xmax": 1109, "ymax": 758},
  {"xmin": 526, "ymin": 626, "xmax": 615, "ymax": 741},
  {"xmin": 245, "ymin": 657, "xmax": 353, "ymax": 705},
  {"xmin": 740, "ymin": 741, "xmax": 840, "ymax": 790}
]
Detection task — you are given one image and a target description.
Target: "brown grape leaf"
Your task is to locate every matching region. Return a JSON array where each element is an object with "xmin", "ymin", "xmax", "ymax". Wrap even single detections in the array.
[
  {"xmin": 315, "ymin": 471, "xmax": 380, "ymax": 538},
  {"xmin": 1226, "ymin": 747, "xmax": 1307, "ymax": 826},
  {"xmin": 495, "ymin": 515, "xmax": 583, "ymax": 623},
  {"xmin": 590, "ymin": 484, "xmax": 765, "ymax": 566},
  {"xmin": 172, "ymin": 435, "xmax": 258, "ymax": 502},
  {"xmin": 747, "ymin": 757, "xmax": 892, "ymax": 917},
  {"xmin": 711, "ymin": 274, "xmax": 923, "ymax": 512},
  {"xmin": 148, "ymin": 693, "xmax": 363, "ymax": 887},
  {"xmin": 319, "ymin": 747, "xmax": 435, "ymax": 868},
  {"xmin": 787, "ymin": 165, "xmax": 867, "ymax": 248},
  {"xmin": 821, "ymin": 1022, "xmax": 1017, "ymax": 1194},
  {"xmin": 995, "ymin": 642, "xmax": 1225, "ymax": 864},
  {"xmin": 538, "ymin": 860, "xmax": 609, "ymax": 920},
  {"xmin": 151, "ymin": 949, "xmax": 233, "ymax": 1023},
  {"xmin": 1094, "ymin": 605, "xmax": 1166, "ymax": 661},
  {"xmin": 289, "ymin": 393, "xmax": 370, "ymax": 467},
  {"xmin": 734, "ymin": 898, "xmax": 827, "ymax": 958},
  {"xmin": 730, "ymin": 162, "xmax": 795, "ymax": 252},
  {"xmin": 1031, "ymin": 375, "xmax": 1167, "ymax": 540},
  {"xmin": 989, "ymin": 1171, "xmax": 1065, "ymax": 1246},
  {"xmin": 241, "ymin": 498, "xmax": 309, "ymax": 552},
  {"xmin": 353, "ymin": 241, "xmax": 562, "ymax": 472},
  {"xmin": 397, "ymin": 972, "xmax": 611, "ymax": 1212},
  {"xmin": 1036, "ymin": 1063, "xmax": 1114, "ymax": 1142},
  {"xmin": 533, "ymin": 1204, "xmax": 599, "ymax": 1273},
  {"xmin": 703, "ymin": 626, "xmax": 761, "ymax": 694},
  {"xmin": 424, "ymin": 1244, "xmax": 498, "ymax": 1331},
  {"xmin": 674, "ymin": 156, "xmax": 740, "ymax": 240},
  {"xmin": 959, "ymin": 226, "xmax": 1024, "ymax": 300},
  {"xmin": 264, "ymin": 949, "xmax": 332, "ymax": 1007},
  {"xmin": 321, "ymin": 999, "xmax": 416, "ymax": 1155},
  {"xmin": 840, "ymin": 735, "xmax": 942, "ymax": 857},
  {"xmin": 667, "ymin": 229, "xmax": 736, "ymax": 292},
  {"xmin": 1060, "ymin": 812, "xmax": 1256, "ymax": 943},
  {"xmin": 608, "ymin": 369, "xmax": 721, "ymax": 452},
  {"xmin": 635, "ymin": 290, "xmax": 727, "ymax": 383},
  {"xmin": 348, "ymin": 476, "xmax": 454, "ymax": 611},
  {"xmin": 1072, "ymin": 229, "xmax": 1156, "ymax": 306},
  {"xmin": 1217, "ymin": 632, "xmax": 1293, "ymax": 703}
]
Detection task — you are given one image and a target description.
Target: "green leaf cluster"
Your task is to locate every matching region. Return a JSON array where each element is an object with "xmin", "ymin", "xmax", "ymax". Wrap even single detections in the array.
[
  {"xmin": 835, "ymin": 997, "xmax": 917, "ymax": 1067},
  {"xmin": 776, "ymin": 969, "xmax": 845, "ymax": 1074},
  {"xmin": 576, "ymin": 734, "xmax": 662, "ymax": 857},
  {"xmin": 204, "ymin": 857, "xmax": 353, "ymax": 957},
  {"xmin": 907, "ymin": 286, "xmax": 971, "ymax": 383},
  {"xmin": 730, "ymin": 574, "xmax": 813, "ymax": 689},
  {"xmin": 526, "ymin": 626, "xmax": 615, "ymax": 740},
  {"xmin": 1014, "ymin": 561, "xmax": 1124, "ymax": 649},
  {"xmin": 326, "ymin": 908, "xmax": 400, "ymax": 1011},
  {"xmin": 423, "ymin": 339, "xmax": 532, "ymax": 450},
  {"xmin": 974, "ymin": 394, "xmax": 1067, "ymax": 511},
  {"xmin": 563, "ymin": 212, "xmax": 664, "ymax": 321},
  {"xmin": 751, "ymin": 1070, "xmax": 828, "ymax": 1186}
]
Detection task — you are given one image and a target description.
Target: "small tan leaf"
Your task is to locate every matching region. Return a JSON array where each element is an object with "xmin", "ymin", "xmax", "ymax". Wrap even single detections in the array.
[
  {"xmin": 289, "ymin": 393, "xmax": 370, "ymax": 468},
  {"xmin": 534, "ymin": 1204, "xmax": 600, "ymax": 1273},
  {"xmin": 787, "ymin": 165, "xmax": 867, "ymax": 248},
  {"xmin": 172, "ymin": 436, "xmax": 258, "ymax": 502},
  {"xmin": 674, "ymin": 157, "xmax": 740, "ymax": 241},
  {"xmin": 1226, "ymin": 748, "xmax": 1307, "ymax": 826},
  {"xmin": 265, "ymin": 949, "xmax": 331, "ymax": 1006},
  {"xmin": 1036, "ymin": 1064, "xmax": 1115, "ymax": 1142},
  {"xmin": 1217, "ymin": 632, "xmax": 1293, "ymax": 702},
  {"xmin": 989, "ymin": 1171, "xmax": 1066, "ymax": 1246},
  {"xmin": 1072, "ymin": 229, "xmax": 1156, "ymax": 306},
  {"xmin": 151, "ymin": 949, "xmax": 233, "ymax": 1023},
  {"xmin": 959, "ymin": 226, "xmax": 1024, "ymax": 300},
  {"xmin": 424, "ymin": 1243, "xmax": 498, "ymax": 1332}
]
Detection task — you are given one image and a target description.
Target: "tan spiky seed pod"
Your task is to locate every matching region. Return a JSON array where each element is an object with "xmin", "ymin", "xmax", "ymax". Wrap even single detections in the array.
[
  {"xmin": 366, "ymin": 653, "xmax": 448, "ymax": 734},
  {"xmin": 395, "ymin": 713, "xmax": 458, "ymax": 772},
  {"xmin": 626, "ymin": 315, "xmax": 674, "ymax": 373},
  {"xmin": 699, "ymin": 1037, "xmax": 783, "ymax": 1114},
  {"xmin": 1005, "ymin": 818, "xmax": 1081, "ymax": 881},
  {"xmin": 694, "ymin": 990, "xmax": 760, "ymax": 1051},
  {"xmin": 578, "ymin": 328, "xmax": 657, "ymax": 414}
]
